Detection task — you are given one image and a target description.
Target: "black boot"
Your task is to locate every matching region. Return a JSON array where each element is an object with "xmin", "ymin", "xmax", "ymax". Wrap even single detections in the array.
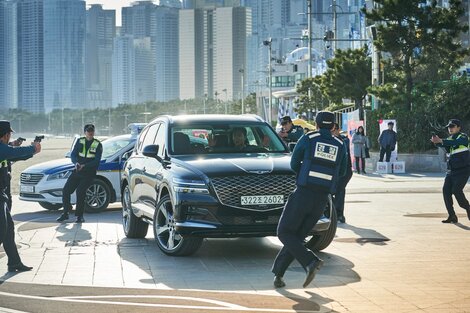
[
  {"xmin": 303, "ymin": 258, "xmax": 324, "ymax": 288},
  {"xmin": 56, "ymin": 213, "xmax": 69, "ymax": 222},
  {"xmin": 273, "ymin": 276, "xmax": 286, "ymax": 288},
  {"xmin": 8, "ymin": 263, "xmax": 33, "ymax": 272},
  {"xmin": 442, "ymin": 215, "xmax": 458, "ymax": 223}
]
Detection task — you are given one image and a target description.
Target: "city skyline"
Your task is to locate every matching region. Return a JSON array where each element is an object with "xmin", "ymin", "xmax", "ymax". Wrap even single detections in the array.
[{"xmin": 86, "ymin": 0, "xmax": 135, "ymax": 25}]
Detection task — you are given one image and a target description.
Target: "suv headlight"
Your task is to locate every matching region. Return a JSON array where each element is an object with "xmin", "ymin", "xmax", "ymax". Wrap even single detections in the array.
[
  {"xmin": 172, "ymin": 178, "xmax": 209, "ymax": 194},
  {"xmin": 47, "ymin": 170, "xmax": 72, "ymax": 181}
]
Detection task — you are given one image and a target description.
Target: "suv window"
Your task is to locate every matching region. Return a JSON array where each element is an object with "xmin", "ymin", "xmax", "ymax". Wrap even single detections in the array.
[
  {"xmin": 141, "ymin": 123, "xmax": 160, "ymax": 152},
  {"xmin": 154, "ymin": 123, "xmax": 167, "ymax": 158},
  {"xmin": 136, "ymin": 127, "xmax": 149, "ymax": 153},
  {"xmin": 170, "ymin": 123, "xmax": 287, "ymax": 155}
]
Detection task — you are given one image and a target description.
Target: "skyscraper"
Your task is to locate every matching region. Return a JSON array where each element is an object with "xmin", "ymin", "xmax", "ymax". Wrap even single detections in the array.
[
  {"xmin": 179, "ymin": 5, "xmax": 250, "ymax": 101},
  {"xmin": 43, "ymin": 0, "xmax": 86, "ymax": 112},
  {"xmin": 17, "ymin": 0, "xmax": 44, "ymax": 113},
  {"xmin": 112, "ymin": 35, "xmax": 135, "ymax": 106},
  {"xmin": 0, "ymin": 0, "xmax": 18, "ymax": 110},
  {"xmin": 152, "ymin": 5, "xmax": 179, "ymax": 102},
  {"xmin": 86, "ymin": 4, "xmax": 116, "ymax": 108}
]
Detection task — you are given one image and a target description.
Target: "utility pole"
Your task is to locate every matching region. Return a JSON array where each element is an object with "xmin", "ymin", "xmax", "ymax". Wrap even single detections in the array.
[
  {"xmin": 263, "ymin": 38, "xmax": 273, "ymax": 124},
  {"xmin": 239, "ymin": 68, "xmax": 245, "ymax": 114},
  {"xmin": 307, "ymin": 0, "xmax": 312, "ymax": 79},
  {"xmin": 108, "ymin": 108, "xmax": 112, "ymax": 136},
  {"xmin": 333, "ymin": 0, "xmax": 337, "ymax": 53}
]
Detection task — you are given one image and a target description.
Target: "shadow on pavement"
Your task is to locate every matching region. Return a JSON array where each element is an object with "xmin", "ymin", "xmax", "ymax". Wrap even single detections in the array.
[
  {"xmin": 336, "ymin": 223, "xmax": 390, "ymax": 246},
  {"xmin": 118, "ymin": 236, "xmax": 360, "ymax": 291},
  {"xmin": 55, "ymin": 223, "xmax": 92, "ymax": 243}
]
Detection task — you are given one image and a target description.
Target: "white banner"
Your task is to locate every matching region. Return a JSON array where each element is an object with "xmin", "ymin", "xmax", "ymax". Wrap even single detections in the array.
[{"xmin": 378, "ymin": 119, "xmax": 398, "ymax": 162}]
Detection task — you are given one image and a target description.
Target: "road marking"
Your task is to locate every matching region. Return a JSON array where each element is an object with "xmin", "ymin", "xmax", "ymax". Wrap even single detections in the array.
[{"xmin": 0, "ymin": 292, "xmax": 318, "ymax": 312}]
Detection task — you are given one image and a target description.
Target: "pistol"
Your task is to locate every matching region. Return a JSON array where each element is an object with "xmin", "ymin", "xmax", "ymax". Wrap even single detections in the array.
[
  {"xmin": 34, "ymin": 135, "xmax": 45, "ymax": 143},
  {"xmin": 17, "ymin": 137, "xmax": 26, "ymax": 142}
]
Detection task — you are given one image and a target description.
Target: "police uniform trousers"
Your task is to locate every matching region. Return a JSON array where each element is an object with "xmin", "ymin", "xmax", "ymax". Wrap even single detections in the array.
[
  {"xmin": 334, "ymin": 168, "xmax": 353, "ymax": 218},
  {"xmin": 443, "ymin": 167, "xmax": 470, "ymax": 217},
  {"xmin": 271, "ymin": 186, "xmax": 329, "ymax": 277},
  {"xmin": 379, "ymin": 145, "xmax": 393, "ymax": 162},
  {"xmin": 62, "ymin": 170, "xmax": 95, "ymax": 217},
  {"xmin": 0, "ymin": 201, "xmax": 22, "ymax": 267}
]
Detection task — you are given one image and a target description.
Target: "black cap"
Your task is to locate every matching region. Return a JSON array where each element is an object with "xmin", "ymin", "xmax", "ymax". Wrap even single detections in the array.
[
  {"xmin": 0, "ymin": 120, "xmax": 14, "ymax": 135},
  {"xmin": 280, "ymin": 116, "xmax": 292, "ymax": 125},
  {"xmin": 315, "ymin": 111, "xmax": 335, "ymax": 129},
  {"xmin": 84, "ymin": 124, "xmax": 95, "ymax": 132},
  {"xmin": 446, "ymin": 119, "xmax": 461, "ymax": 128},
  {"xmin": 387, "ymin": 121, "xmax": 394, "ymax": 126}
]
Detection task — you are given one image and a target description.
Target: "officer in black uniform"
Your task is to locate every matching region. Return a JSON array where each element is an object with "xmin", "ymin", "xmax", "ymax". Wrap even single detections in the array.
[
  {"xmin": 431, "ymin": 119, "xmax": 470, "ymax": 223},
  {"xmin": 0, "ymin": 120, "xmax": 41, "ymax": 272},
  {"xmin": 57, "ymin": 124, "xmax": 102, "ymax": 223},
  {"xmin": 332, "ymin": 122, "xmax": 353, "ymax": 223},
  {"xmin": 278, "ymin": 116, "xmax": 303, "ymax": 143},
  {"xmin": 271, "ymin": 111, "xmax": 346, "ymax": 288}
]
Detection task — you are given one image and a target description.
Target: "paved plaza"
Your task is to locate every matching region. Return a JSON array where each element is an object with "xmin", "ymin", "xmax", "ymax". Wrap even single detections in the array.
[{"xmin": 1, "ymin": 172, "xmax": 470, "ymax": 312}]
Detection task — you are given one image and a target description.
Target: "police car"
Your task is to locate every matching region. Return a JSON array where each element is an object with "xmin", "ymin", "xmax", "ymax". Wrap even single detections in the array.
[{"xmin": 19, "ymin": 123, "xmax": 146, "ymax": 213}]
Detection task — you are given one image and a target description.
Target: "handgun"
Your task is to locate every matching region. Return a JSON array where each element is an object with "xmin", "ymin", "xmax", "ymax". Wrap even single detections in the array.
[
  {"xmin": 34, "ymin": 135, "xmax": 45, "ymax": 143},
  {"xmin": 17, "ymin": 137, "xmax": 26, "ymax": 142}
]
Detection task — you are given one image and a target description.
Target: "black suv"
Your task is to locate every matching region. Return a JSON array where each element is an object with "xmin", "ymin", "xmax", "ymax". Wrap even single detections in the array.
[{"xmin": 121, "ymin": 115, "xmax": 337, "ymax": 256}]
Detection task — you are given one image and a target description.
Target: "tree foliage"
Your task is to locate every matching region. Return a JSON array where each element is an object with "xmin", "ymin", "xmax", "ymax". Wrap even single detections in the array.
[{"xmin": 364, "ymin": 0, "xmax": 468, "ymax": 111}]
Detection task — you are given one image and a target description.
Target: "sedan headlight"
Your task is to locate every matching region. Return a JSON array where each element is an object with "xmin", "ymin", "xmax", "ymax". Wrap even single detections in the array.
[
  {"xmin": 47, "ymin": 170, "xmax": 72, "ymax": 181},
  {"xmin": 172, "ymin": 178, "xmax": 209, "ymax": 194}
]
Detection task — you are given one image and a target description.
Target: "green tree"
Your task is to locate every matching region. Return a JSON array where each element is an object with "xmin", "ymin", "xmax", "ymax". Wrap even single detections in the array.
[
  {"xmin": 295, "ymin": 77, "xmax": 329, "ymax": 115},
  {"xmin": 364, "ymin": 0, "xmax": 468, "ymax": 111},
  {"xmin": 318, "ymin": 47, "xmax": 371, "ymax": 117}
]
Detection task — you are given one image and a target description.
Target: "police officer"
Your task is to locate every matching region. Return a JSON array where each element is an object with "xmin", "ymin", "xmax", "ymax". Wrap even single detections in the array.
[
  {"xmin": 0, "ymin": 120, "xmax": 41, "ymax": 272},
  {"xmin": 332, "ymin": 122, "xmax": 353, "ymax": 223},
  {"xmin": 271, "ymin": 111, "xmax": 346, "ymax": 288},
  {"xmin": 278, "ymin": 116, "xmax": 303, "ymax": 143},
  {"xmin": 431, "ymin": 119, "xmax": 470, "ymax": 223},
  {"xmin": 57, "ymin": 124, "xmax": 103, "ymax": 223}
]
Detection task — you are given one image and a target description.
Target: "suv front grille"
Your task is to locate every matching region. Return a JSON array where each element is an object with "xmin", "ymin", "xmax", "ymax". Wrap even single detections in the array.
[
  {"xmin": 211, "ymin": 174, "xmax": 296, "ymax": 211},
  {"xmin": 20, "ymin": 173, "xmax": 44, "ymax": 185}
]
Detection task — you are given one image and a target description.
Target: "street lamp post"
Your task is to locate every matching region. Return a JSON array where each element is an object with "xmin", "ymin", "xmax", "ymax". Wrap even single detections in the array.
[
  {"xmin": 263, "ymin": 38, "xmax": 273, "ymax": 124},
  {"xmin": 222, "ymin": 89, "xmax": 228, "ymax": 114},
  {"xmin": 203, "ymin": 93, "xmax": 207, "ymax": 114},
  {"xmin": 239, "ymin": 68, "xmax": 245, "ymax": 114}
]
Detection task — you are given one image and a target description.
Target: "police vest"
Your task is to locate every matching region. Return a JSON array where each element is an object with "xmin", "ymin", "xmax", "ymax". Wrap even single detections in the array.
[
  {"xmin": 78, "ymin": 138, "xmax": 100, "ymax": 159},
  {"xmin": 447, "ymin": 133, "xmax": 470, "ymax": 170},
  {"xmin": 296, "ymin": 131, "xmax": 344, "ymax": 193}
]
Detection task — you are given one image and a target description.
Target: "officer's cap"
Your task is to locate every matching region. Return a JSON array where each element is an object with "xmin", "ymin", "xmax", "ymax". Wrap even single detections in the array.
[
  {"xmin": 315, "ymin": 111, "xmax": 335, "ymax": 129},
  {"xmin": 446, "ymin": 119, "xmax": 461, "ymax": 128},
  {"xmin": 84, "ymin": 124, "xmax": 95, "ymax": 132},
  {"xmin": 387, "ymin": 121, "xmax": 394, "ymax": 126},
  {"xmin": 0, "ymin": 120, "xmax": 14, "ymax": 135},
  {"xmin": 280, "ymin": 116, "xmax": 292, "ymax": 125}
]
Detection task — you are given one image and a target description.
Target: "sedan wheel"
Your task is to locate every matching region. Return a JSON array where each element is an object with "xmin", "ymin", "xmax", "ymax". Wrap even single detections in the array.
[
  {"xmin": 84, "ymin": 179, "xmax": 110, "ymax": 213},
  {"xmin": 153, "ymin": 195, "xmax": 203, "ymax": 256}
]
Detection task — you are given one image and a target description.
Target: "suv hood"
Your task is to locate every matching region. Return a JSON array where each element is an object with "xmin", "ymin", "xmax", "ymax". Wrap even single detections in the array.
[{"xmin": 173, "ymin": 153, "xmax": 294, "ymax": 178}]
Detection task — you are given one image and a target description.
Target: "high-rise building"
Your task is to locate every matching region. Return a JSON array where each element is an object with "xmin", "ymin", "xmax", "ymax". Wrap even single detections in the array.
[
  {"xmin": 122, "ymin": 0, "xmax": 155, "ymax": 38},
  {"xmin": 112, "ymin": 35, "xmax": 135, "ymax": 106},
  {"xmin": 0, "ymin": 0, "xmax": 18, "ymax": 110},
  {"xmin": 152, "ymin": 5, "xmax": 179, "ymax": 102},
  {"xmin": 86, "ymin": 4, "xmax": 115, "ymax": 109},
  {"xmin": 43, "ymin": 0, "xmax": 86, "ymax": 112},
  {"xmin": 179, "ymin": 6, "xmax": 250, "ymax": 101},
  {"xmin": 17, "ymin": 0, "xmax": 44, "ymax": 113}
]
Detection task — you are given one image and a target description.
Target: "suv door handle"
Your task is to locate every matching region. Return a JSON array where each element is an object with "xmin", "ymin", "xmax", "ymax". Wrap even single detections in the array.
[
  {"xmin": 142, "ymin": 167, "xmax": 147, "ymax": 172},
  {"xmin": 127, "ymin": 165, "xmax": 132, "ymax": 170}
]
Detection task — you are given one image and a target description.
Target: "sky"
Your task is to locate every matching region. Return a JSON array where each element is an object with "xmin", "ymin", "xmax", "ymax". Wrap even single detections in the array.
[{"xmin": 86, "ymin": 0, "xmax": 138, "ymax": 26}]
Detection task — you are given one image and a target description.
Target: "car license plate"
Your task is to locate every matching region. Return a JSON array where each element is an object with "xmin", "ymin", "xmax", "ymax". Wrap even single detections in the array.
[
  {"xmin": 20, "ymin": 185, "xmax": 34, "ymax": 193},
  {"xmin": 240, "ymin": 195, "xmax": 284, "ymax": 206}
]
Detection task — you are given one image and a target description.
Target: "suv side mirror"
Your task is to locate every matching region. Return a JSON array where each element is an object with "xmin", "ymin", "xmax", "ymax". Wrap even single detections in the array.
[{"xmin": 143, "ymin": 144, "xmax": 159, "ymax": 158}]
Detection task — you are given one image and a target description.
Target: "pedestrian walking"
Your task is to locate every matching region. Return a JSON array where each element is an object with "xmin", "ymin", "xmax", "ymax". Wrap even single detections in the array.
[
  {"xmin": 378, "ymin": 121, "xmax": 397, "ymax": 162},
  {"xmin": 0, "ymin": 120, "xmax": 41, "ymax": 272},
  {"xmin": 57, "ymin": 124, "xmax": 102, "ymax": 223},
  {"xmin": 431, "ymin": 119, "xmax": 470, "ymax": 223},
  {"xmin": 332, "ymin": 123, "xmax": 353, "ymax": 223},
  {"xmin": 271, "ymin": 111, "xmax": 346, "ymax": 289},
  {"xmin": 352, "ymin": 126, "xmax": 369, "ymax": 174}
]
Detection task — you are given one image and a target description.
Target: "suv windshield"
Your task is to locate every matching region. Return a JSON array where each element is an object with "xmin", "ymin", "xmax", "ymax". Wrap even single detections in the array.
[
  {"xmin": 170, "ymin": 123, "xmax": 287, "ymax": 155},
  {"xmin": 101, "ymin": 136, "xmax": 134, "ymax": 159}
]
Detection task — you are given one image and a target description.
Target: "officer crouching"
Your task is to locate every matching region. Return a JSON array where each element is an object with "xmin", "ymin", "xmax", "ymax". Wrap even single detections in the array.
[{"xmin": 271, "ymin": 111, "xmax": 346, "ymax": 289}]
